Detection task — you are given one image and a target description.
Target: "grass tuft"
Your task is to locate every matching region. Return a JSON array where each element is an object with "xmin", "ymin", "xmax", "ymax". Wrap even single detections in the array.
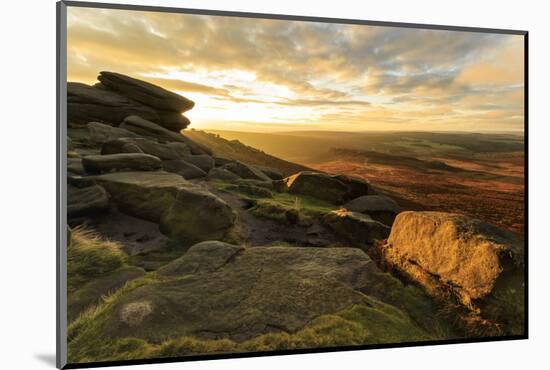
[{"xmin": 68, "ymin": 227, "xmax": 127, "ymax": 292}]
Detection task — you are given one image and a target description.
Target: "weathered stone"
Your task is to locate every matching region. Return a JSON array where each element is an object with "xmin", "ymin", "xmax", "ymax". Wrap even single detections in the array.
[
  {"xmin": 67, "ymin": 184, "xmax": 110, "ymax": 218},
  {"xmin": 98, "ymin": 71, "xmax": 195, "ymax": 113},
  {"xmin": 156, "ymin": 111, "xmax": 191, "ymax": 132},
  {"xmin": 323, "ymin": 209, "xmax": 391, "ymax": 245},
  {"xmin": 213, "ymin": 156, "xmax": 234, "ymax": 167},
  {"xmin": 119, "ymin": 115, "xmax": 188, "ymax": 143},
  {"xmin": 159, "ymin": 187, "xmax": 236, "ymax": 242},
  {"xmin": 284, "ymin": 171, "xmax": 350, "ymax": 204},
  {"xmin": 383, "ymin": 211, "xmax": 524, "ymax": 334},
  {"xmin": 92, "ymin": 171, "xmax": 190, "ymax": 222},
  {"xmin": 254, "ymin": 165, "xmax": 284, "ymax": 180},
  {"xmin": 82, "ymin": 153, "xmax": 162, "ymax": 174},
  {"xmin": 207, "ymin": 167, "xmax": 242, "ymax": 181},
  {"xmin": 181, "ymin": 154, "xmax": 214, "ymax": 173},
  {"xmin": 67, "ymin": 158, "xmax": 85, "ymax": 175},
  {"xmin": 90, "ymin": 244, "xmax": 442, "ymax": 344},
  {"xmin": 68, "ymin": 266, "xmax": 146, "ymax": 322},
  {"xmin": 120, "ymin": 116, "xmax": 212, "ymax": 156},
  {"xmin": 102, "ymin": 138, "xmax": 190, "ymax": 160},
  {"xmin": 334, "ymin": 174, "xmax": 371, "ymax": 199},
  {"xmin": 345, "ymin": 195, "xmax": 400, "ymax": 226},
  {"xmin": 225, "ymin": 184, "xmax": 273, "ymax": 198},
  {"xmin": 222, "ymin": 160, "xmax": 271, "ymax": 181},
  {"xmin": 67, "ymin": 82, "xmax": 159, "ymax": 125},
  {"xmin": 162, "ymin": 160, "xmax": 207, "ymax": 179},
  {"xmin": 88, "ymin": 122, "xmax": 140, "ymax": 145}
]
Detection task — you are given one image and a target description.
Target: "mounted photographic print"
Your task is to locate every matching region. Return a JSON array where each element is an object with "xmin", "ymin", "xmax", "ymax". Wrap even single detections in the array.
[{"xmin": 56, "ymin": 1, "xmax": 528, "ymax": 368}]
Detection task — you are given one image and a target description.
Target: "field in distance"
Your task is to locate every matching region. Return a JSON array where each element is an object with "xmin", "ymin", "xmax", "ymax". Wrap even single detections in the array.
[{"xmin": 203, "ymin": 130, "xmax": 525, "ymax": 234}]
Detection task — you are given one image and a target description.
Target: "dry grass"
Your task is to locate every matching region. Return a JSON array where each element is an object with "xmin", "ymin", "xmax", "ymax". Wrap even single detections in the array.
[{"xmin": 68, "ymin": 226, "xmax": 127, "ymax": 292}]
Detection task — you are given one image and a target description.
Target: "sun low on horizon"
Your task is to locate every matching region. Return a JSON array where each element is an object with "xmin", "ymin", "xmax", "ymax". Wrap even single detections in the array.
[{"xmin": 67, "ymin": 7, "xmax": 525, "ymax": 133}]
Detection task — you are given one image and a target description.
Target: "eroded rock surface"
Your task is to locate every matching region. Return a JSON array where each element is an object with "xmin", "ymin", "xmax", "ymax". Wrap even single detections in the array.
[
  {"xmin": 89, "ymin": 243, "xmax": 441, "ymax": 342},
  {"xmin": 82, "ymin": 153, "xmax": 162, "ymax": 173},
  {"xmin": 383, "ymin": 211, "xmax": 524, "ymax": 334}
]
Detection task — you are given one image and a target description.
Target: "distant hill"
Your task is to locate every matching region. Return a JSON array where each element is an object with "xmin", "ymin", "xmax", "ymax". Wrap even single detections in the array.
[
  {"xmin": 205, "ymin": 129, "xmax": 525, "ymax": 164},
  {"xmin": 182, "ymin": 129, "xmax": 310, "ymax": 176}
]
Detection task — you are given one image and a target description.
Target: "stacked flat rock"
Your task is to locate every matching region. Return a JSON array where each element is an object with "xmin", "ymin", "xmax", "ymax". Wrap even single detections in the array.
[{"xmin": 68, "ymin": 71, "xmax": 195, "ymax": 132}]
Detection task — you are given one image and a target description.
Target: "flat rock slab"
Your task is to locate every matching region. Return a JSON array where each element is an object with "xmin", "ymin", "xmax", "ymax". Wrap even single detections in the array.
[
  {"xmin": 102, "ymin": 138, "xmax": 191, "ymax": 160},
  {"xmin": 98, "ymin": 71, "xmax": 195, "ymax": 113},
  {"xmin": 67, "ymin": 82, "xmax": 159, "ymax": 125},
  {"xmin": 92, "ymin": 171, "xmax": 191, "ymax": 222},
  {"xmin": 91, "ymin": 242, "xmax": 439, "ymax": 343},
  {"xmin": 82, "ymin": 153, "xmax": 162, "ymax": 173}
]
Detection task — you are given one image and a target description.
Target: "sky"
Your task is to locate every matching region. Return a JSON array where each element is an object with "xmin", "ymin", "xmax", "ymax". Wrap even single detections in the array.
[{"xmin": 67, "ymin": 7, "xmax": 525, "ymax": 133}]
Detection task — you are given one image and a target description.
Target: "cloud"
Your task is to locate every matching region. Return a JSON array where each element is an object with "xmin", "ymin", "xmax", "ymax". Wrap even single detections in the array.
[{"xmin": 66, "ymin": 7, "xmax": 525, "ymax": 132}]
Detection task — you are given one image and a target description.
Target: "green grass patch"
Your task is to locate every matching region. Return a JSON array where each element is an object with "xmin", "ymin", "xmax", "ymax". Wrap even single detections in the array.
[
  {"xmin": 68, "ymin": 227, "xmax": 127, "ymax": 293},
  {"xmin": 68, "ymin": 302, "xmax": 435, "ymax": 363},
  {"xmin": 209, "ymin": 179, "xmax": 336, "ymax": 225},
  {"xmin": 251, "ymin": 192, "xmax": 336, "ymax": 225}
]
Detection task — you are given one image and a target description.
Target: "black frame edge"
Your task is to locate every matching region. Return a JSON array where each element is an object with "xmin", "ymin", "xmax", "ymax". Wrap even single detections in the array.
[
  {"xmin": 63, "ymin": 334, "xmax": 528, "ymax": 369},
  {"xmin": 523, "ymin": 31, "xmax": 529, "ymax": 340}
]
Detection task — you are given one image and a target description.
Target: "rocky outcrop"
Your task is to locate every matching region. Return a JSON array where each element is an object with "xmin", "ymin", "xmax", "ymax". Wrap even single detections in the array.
[
  {"xmin": 284, "ymin": 171, "xmax": 350, "ymax": 204},
  {"xmin": 382, "ymin": 211, "xmax": 524, "ymax": 334},
  {"xmin": 345, "ymin": 195, "xmax": 400, "ymax": 226},
  {"xmin": 102, "ymin": 138, "xmax": 191, "ymax": 160},
  {"xmin": 79, "ymin": 243, "xmax": 441, "ymax": 344},
  {"xmin": 82, "ymin": 153, "xmax": 162, "ymax": 174},
  {"xmin": 254, "ymin": 165, "xmax": 284, "ymax": 180},
  {"xmin": 87, "ymin": 122, "xmax": 140, "ymax": 145},
  {"xmin": 91, "ymin": 171, "xmax": 190, "ymax": 222},
  {"xmin": 323, "ymin": 209, "xmax": 391, "ymax": 245},
  {"xmin": 97, "ymin": 71, "xmax": 194, "ymax": 113},
  {"xmin": 222, "ymin": 160, "xmax": 271, "ymax": 181},
  {"xmin": 207, "ymin": 167, "xmax": 242, "ymax": 181},
  {"xmin": 159, "ymin": 188, "xmax": 236, "ymax": 242},
  {"xmin": 92, "ymin": 171, "xmax": 236, "ymax": 242},
  {"xmin": 181, "ymin": 154, "xmax": 215, "ymax": 173},
  {"xmin": 67, "ymin": 82, "xmax": 159, "ymax": 125},
  {"xmin": 283, "ymin": 172, "xmax": 372, "ymax": 204},
  {"xmin": 67, "ymin": 158, "xmax": 85, "ymax": 175},
  {"xmin": 161, "ymin": 160, "xmax": 206, "ymax": 180},
  {"xmin": 67, "ymin": 184, "xmax": 110, "ymax": 218},
  {"xmin": 334, "ymin": 174, "xmax": 372, "ymax": 199},
  {"xmin": 120, "ymin": 116, "xmax": 212, "ymax": 155},
  {"xmin": 69, "ymin": 72, "xmax": 194, "ymax": 132}
]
